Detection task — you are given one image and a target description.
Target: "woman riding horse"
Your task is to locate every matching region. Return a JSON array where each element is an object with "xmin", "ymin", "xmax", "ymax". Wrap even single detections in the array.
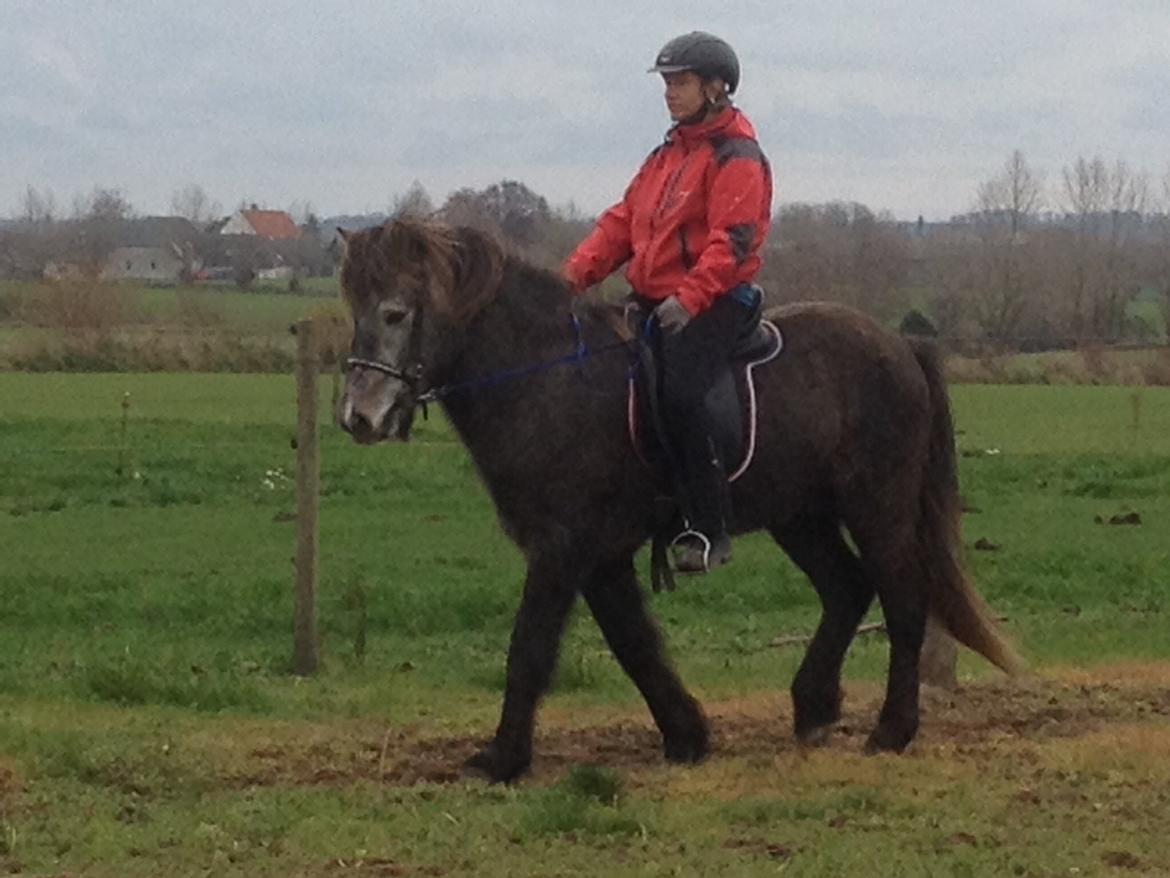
[{"xmin": 563, "ymin": 31, "xmax": 772, "ymax": 575}]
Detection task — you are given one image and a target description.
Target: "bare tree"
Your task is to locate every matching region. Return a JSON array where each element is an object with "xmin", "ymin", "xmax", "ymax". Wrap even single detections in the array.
[
  {"xmin": 767, "ymin": 201, "xmax": 911, "ymax": 319},
  {"xmin": 438, "ymin": 187, "xmax": 500, "ymax": 237},
  {"xmin": 2, "ymin": 186, "xmax": 60, "ymax": 279},
  {"xmin": 171, "ymin": 183, "xmax": 221, "ymax": 226},
  {"xmin": 966, "ymin": 150, "xmax": 1045, "ymax": 339},
  {"xmin": 1058, "ymin": 157, "xmax": 1148, "ymax": 338},
  {"xmin": 1153, "ymin": 167, "xmax": 1170, "ymax": 335},
  {"xmin": 60, "ymin": 186, "xmax": 135, "ymax": 276},
  {"xmin": 20, "ymin": 185, "xmax": 57, "ymax": 224},
  {"xmin": 287, "ymin": 200, "xmax": 317, "ymax": 227},
  {"xmin": 390, "ymin": 180, "xmax": 435, "ymax": 219},
  {"xmin": 477, "ymin": 180, "xmax": 551, "ymax": 247},
  {"xmin": 71, "ymin": 186, "xmax": 133, "ymax": 222},
  {"xmin": 978, "ymin": 149, "xmax": 1043, "ymax": 240},
  {"xmin": 437, "ymin": 180, "xmax": 552, "ymax": 249}
]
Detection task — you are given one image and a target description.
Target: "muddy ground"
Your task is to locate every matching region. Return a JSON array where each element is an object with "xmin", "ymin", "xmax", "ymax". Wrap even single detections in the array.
[{"xmin": 233, "ymin": 664, "xmax": 1170, "ymax": 789}]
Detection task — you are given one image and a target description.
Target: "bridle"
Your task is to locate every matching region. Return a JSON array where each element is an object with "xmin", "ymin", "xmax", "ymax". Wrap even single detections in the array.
[
  {"xmin": 345, "ymin": 306, "xmax": 632, "ymax": 415},
  {"xmin": 343, "ymin": 356, "xmax": 426, "ymax": 392},
  {"xmin": 345, "ymin": 300, "xmax": 436, "ymax": 405}
]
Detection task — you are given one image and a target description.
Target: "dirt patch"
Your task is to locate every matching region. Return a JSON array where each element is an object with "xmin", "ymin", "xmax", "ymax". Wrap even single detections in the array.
[
  {"xmin": 321, "ymin": 858, "xmax": 448, "ymax": 876},
  {"xmin": 229, "ymin": 665, "xmax": 1170, "ymax": 788}
]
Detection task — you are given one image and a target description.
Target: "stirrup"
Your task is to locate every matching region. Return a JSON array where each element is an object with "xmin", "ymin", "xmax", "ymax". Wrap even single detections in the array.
[{"xmin": 669, "ymin": 530, "xmax": 732, "ymax": 575}]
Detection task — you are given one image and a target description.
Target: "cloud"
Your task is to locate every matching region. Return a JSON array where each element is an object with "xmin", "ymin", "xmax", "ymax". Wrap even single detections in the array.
[{"xmin": 2, "ymin": 0, "xmax": 1169, "ymax": 220}]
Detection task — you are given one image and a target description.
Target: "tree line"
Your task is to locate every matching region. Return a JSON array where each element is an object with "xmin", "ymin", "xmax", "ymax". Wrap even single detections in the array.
[{"xmin": 4, "ymin": 153, "xmax": 1169, "ymax": 346}]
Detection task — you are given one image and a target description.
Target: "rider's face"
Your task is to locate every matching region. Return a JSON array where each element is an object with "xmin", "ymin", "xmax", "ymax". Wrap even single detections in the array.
[{"xmin": 662, "ymin": 71, "xmax": 705, "ymax": 121}]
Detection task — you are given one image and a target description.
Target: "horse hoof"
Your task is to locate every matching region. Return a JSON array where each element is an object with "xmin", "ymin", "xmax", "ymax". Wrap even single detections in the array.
[
  {"xmin": 796, "ymin": 724, "xmax": 834, "ymax": 749},
  {"xmin": 462, "ymin": 746, "xmax": 530, "ymax": 784},
  {"xmin": 863, "ymin": 726, "xmax": 915, "ymax": 755},
  {"xmin": 664, "ymin": 731, "xmax": 710, "ymax": 764}
]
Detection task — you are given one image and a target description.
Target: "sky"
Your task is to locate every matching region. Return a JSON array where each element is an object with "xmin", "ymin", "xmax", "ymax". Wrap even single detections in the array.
[{"xmin": 3, "ymin": 0, "xmax": 1170, "ymax": 222}]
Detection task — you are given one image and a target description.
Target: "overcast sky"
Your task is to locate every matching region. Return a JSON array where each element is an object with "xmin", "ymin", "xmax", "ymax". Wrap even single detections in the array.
[{"xmin": 4, "ymin": 0, "xmax": 1169, "ymax": 222}]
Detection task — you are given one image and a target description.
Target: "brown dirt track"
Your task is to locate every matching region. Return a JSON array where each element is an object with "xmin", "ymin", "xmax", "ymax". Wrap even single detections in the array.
[{"xmin": 234, "ymin": 663, "xmax": 1170, "ymax": 790}]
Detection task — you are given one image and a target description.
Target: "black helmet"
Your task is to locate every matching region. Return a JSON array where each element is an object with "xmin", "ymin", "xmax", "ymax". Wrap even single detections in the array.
[{"xmin": 648, "ymin": 31, "xmax": 741, "ymax": 94}]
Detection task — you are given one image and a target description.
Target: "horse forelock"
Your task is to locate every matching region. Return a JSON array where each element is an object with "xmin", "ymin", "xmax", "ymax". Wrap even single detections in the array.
[{"xmin": 340, "ymin": 219, "xmax": 504, "ymax": 323}]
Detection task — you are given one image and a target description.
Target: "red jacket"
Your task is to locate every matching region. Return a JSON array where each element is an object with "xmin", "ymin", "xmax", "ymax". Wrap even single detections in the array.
[{"xmin": 564, "ymin": 107, "xmax": 772, "ymax": 316}]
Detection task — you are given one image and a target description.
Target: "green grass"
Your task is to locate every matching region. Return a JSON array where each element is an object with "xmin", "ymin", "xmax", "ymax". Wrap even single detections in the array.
[
  {"xmin": 132, "ymin": 282, "xmax": 338, "ymax": 330},
  {"xmin": 0, "ymin": 279, "xmax": 337, "ymax": 336},
  {"xmin": 1, "ymin": 376, "xmax": 1169, "ymax": 875}
]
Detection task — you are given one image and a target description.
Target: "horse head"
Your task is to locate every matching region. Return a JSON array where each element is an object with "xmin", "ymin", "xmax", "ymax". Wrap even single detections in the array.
[{"xmin": 337, "ymin": 219, "xmax": 504, "ymax": 443}]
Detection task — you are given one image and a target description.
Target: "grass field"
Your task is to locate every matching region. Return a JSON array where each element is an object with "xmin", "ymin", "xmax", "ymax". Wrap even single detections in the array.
[
  {"xmin": 0, "ymin": 279, "xmax": 337, "ymax": 331},
  {"xmin": 0, "ymin": 281, "xmax": 345, "ymax": 372},
  {"xmin": 1, "ymin": 375, "xmax": 1169, "ymax": 876}
]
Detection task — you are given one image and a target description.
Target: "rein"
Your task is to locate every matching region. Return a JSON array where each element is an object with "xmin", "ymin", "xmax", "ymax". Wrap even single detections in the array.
[{"xmin": 346, "ymin": 312, "xmax": 633, "ymax": 417}]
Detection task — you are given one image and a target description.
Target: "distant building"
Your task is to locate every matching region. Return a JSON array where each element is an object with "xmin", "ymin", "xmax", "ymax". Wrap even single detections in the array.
[
  {"xmin": 105, "ymin": 216, "xmax": 203, "ymax": 283},
  {"xmin": 105, "ymin": 246, "xmax": 188, "ymax": 283},
  {"xmin": 44, "ymin": 216, "xmax": 203, "ymax": 284},
  {"xmin": 220, "ymin": 207, "xmax": 301, "ymax": 240}
]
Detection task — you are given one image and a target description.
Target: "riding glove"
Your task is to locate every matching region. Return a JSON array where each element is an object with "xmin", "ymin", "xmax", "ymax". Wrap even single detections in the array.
[{"xmin": 654, "ymin": 296, "xmax": 691, "ymax": 334}]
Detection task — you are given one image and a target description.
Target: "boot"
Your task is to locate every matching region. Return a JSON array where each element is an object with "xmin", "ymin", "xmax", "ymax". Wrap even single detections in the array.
[{"xmin": 670, "ymin": 434, "xmax": 733, "ymax": 575}]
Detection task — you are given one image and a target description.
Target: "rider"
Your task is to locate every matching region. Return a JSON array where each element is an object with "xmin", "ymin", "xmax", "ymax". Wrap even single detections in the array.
[{"xmin": 563, "ymin": 31, "xmax": 773, "ymax": 574}]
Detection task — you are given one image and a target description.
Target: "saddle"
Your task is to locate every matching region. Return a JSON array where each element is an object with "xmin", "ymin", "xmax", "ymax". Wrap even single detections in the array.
[{"xmin": 625, "ymin": 292, "xmax": 783, "ymax": 590}]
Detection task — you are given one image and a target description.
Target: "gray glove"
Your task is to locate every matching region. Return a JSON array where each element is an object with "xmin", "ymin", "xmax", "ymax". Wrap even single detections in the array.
[{"xmin": 654, "ymin": 295, "xmax": 691, "ymax": 335}]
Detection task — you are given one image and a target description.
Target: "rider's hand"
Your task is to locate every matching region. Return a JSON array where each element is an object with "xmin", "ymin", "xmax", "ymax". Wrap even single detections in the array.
[
  {"xmin": 561, "ymin": 263, "xmax": 587, "ymax": 294},
  {"xmin": 654, "ymin": 295, "xmax": 691, "ymax": 334}
]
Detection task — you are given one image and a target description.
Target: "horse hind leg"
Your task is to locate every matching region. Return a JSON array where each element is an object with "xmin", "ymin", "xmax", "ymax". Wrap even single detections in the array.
[
  {"xmin": 851, "ymin": 520, "xmax": 928, "ymax": 754},
  {"xmin": 581, "ymin": 557, "xmax": 709, "ymax": 763},
  {"xmin": 771, "ymin": 517, "xmax": 875, "ymax": 747}
]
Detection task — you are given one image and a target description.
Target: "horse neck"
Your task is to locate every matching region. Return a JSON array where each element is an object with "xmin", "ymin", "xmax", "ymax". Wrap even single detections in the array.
[
  {"xmin": 435, "ymin": 260, "xmax": 621, "ymax": 458},
  {"xmin": 444, "ymin": 258, "xmax": 566, "ymax": 371}
]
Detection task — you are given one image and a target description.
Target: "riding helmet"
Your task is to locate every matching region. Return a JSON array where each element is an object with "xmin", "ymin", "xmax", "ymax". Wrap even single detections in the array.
[{"xmin": 647, "ymin": 31, "xmax": 741, "ymax": 94}]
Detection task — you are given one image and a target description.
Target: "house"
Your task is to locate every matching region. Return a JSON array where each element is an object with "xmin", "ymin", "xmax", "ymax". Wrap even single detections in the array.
[
  {"xmin": 219, "ymin": 207, "xmax": 301, "ymax": 240},
  {"xmin": 102, "ymin": 216, "xmax": 204, "ymax": 284},
  {"xmin": 42, "ymin": 216, "xmax": 203, "ymax": 284}
]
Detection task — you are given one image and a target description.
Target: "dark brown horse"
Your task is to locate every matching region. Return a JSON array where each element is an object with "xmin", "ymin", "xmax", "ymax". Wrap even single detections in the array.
[{"xmin": 338, "ymin": 218, "xmax": 1021, "ymax": 782}]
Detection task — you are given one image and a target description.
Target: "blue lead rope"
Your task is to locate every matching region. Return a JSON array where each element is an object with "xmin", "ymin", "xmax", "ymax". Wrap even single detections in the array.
[{"xmin": 415, "ymin": 313, "xmax": 630, "ymax": 413}]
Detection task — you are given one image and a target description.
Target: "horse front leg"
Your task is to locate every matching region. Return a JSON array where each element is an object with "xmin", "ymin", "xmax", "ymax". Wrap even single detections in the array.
[
  {"xmin": 464, "ymin": 557, "xmax": 577, "ymax": 783},
  {"xmin": 581, "ymin": 557, "xmax": 709, "ymax": 763}
]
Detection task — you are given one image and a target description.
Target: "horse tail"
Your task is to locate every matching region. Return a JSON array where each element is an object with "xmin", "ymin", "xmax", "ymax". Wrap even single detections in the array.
[{"xmin": 910, "ymin": 339, "xmax": 1025, "ymax": 675}]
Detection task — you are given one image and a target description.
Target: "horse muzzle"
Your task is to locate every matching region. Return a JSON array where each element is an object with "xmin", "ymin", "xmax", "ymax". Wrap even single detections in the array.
[{"xmin": 338, "ymin": 396, "xmax": 414, "ymax": 444}]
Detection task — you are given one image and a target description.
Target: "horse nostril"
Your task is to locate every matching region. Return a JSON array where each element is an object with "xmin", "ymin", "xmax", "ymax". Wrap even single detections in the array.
[{"xmin": 345, "ymin": 410, "xmax": 374, "ymax": 437}]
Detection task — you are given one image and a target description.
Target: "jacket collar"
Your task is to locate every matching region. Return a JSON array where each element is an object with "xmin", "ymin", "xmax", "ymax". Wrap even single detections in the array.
[{"xmin": 667, "ymin": 107, "xmax": 744, "ymax": 146}]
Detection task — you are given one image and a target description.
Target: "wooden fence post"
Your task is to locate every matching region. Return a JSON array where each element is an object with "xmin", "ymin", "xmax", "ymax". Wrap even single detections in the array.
[
  {"xmin": 919, "ymin": 617, "xmax": 958, "ymax": 690},
  {"xmin": 293, "ymin": 319, "xmax": 320, "ymax": 676}
]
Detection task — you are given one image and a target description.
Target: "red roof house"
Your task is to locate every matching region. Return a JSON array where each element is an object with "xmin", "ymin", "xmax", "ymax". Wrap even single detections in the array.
[{"xmin": 221, "ymin": 208, "xmax": 301, "ymax": 240}]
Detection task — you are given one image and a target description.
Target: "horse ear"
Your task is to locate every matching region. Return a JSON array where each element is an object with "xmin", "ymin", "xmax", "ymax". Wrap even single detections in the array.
[{"xmin": 335, "ymin": 227, "xmax": 351, "ymax": 248}]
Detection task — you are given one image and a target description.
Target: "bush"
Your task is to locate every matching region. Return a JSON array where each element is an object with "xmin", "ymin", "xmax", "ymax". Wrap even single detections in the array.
[
  {"xmin": 16, "ymin": 278, "xmax": 144, "ymax": 331},
  {"xmin": 304, "ymin": 300, "xmax": 351, "ymax": 367},
  {"xmin": 6, "ymin": 328, "xmax": 296, "ymax": 373},
  {"xmin": 1141, "ymin": 349, "xmax": 1170, "ymax": 387}
]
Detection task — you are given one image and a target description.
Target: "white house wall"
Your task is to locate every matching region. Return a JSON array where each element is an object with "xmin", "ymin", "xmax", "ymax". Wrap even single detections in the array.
[
  {"xmin": 103, "ymin": 247, "xmax": 186, "ymax": 283},
  {"xmin": 221, "ymin": 212, "xmax": 257, "ymax": 235}
]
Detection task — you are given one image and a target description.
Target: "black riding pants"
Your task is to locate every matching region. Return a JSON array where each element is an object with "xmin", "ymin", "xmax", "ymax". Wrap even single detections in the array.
[{"xmin": 637, "ymin": 292, "xmax": 757, "ymax": 535}]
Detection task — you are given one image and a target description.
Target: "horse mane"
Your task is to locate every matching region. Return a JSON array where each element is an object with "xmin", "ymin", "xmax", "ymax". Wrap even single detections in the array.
[{"xmin": 340, "ymin": 218, "xmax": 517, "ymax": 324}]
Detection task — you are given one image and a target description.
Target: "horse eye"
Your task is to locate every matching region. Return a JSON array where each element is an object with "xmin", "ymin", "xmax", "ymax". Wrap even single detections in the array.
[{"xmin": 381, "ymin": 307, "xmax": 409, "ymax": 326}]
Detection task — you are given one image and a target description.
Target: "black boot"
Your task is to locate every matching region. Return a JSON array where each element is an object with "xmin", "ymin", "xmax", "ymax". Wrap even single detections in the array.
[{"xmin": 670, "ymin": 434, "xmax": 733, "ymax": 575}]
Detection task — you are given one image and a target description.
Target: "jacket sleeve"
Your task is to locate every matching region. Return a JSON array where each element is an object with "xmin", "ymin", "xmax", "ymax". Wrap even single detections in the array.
[
  {"xmin": 562, "ymin": 154, "xmax": 655, "ymax": 292},
  {"xmin": 675, "ymin": 142, "xmax": 771, "ymax": 315},
  {"xmin": 562, "ymin": 203, "xmax": 632, "ymax": 292}
]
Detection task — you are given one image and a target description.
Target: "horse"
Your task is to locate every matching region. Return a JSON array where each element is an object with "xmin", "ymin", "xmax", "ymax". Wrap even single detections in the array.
[{"xmin": 337, "ymin": 218, "xmax": 1021, "ymax": 783}]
